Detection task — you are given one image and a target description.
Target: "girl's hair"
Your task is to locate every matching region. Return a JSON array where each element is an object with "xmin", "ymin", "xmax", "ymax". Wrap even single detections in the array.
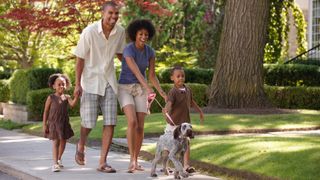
[
  {"xmin": 170, "ymin": 66, "xmax": 184, "ymax": 76},
  {"xmin": 48, "ymin": 73, "xmax": 71, "ymax": 89},
  {"xmin": 127, "ymin": 19, "xmax": 155, "ymax": 42}
]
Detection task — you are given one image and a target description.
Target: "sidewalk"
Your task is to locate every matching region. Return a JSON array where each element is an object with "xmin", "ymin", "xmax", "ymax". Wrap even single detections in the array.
[{"xmin": 0, "ymin": 128, "xmax": 219, "ymax": 180}]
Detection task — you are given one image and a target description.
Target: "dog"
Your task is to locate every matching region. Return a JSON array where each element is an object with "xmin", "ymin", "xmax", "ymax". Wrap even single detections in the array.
[{"xmin": 150, "ymin": 122, "xmax": 194, "ymax": 179}]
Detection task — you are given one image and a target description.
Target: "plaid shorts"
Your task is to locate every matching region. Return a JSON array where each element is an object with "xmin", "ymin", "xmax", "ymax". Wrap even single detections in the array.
[{"xmin": 80, "ymin": 85, "xmax": 117, "ymax": 128}]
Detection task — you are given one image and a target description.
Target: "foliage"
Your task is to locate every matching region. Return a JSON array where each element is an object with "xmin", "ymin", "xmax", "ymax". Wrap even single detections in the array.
[
  {"xmin": 26, "ymin": 88, "xmax": 80, "ymax": 121},
  {"xmin": 9, "ymin": 67, "xmax": 61, "ymax": 105},
  {"xmin": 122, "ymin": 0, "xmax": 207, "ymax": 52},
  {"xmin": 0, "ymin": 79, "xmax": 10, "ymax": 102},
  {"xmin": 264, "ymin": 64, "xmax": 320, "ymax": 86},
  {"xmin": 156, "ymin": 39, "xmax": 197, "ymax": 70},
  {"xmin": 197, "ymin": 0, "xmax": 225, "ymax": 68},
  {"xmin": 265, "ymin": 86, "xmax": 320, "ymax": 110},
  {"xmin": 0, "ymin": 119, "xmax": 27, "ymax": 130},
  {"xmin": 26, "ymin": 83, "xmax": 207, "ymax": 120},
  {"xmin": 158, "ymin": 68, "xmax": 213, "ymax": 84},
  {"xmin": 9, "ymin": 69, "xmax": 30, "ymax": 104},
  {"xmin": 0, "ymin": 69, "xmax": 11, "ymax": 79},
  {"xmin": 264, "ymin": 0, "xmax": 307, "ymax": 63},
  {"xmin": 28, "ymin": 67, "xmax": 62, "ymax": 90},
  {"xmin": 289, "ymin": 58, "xmax": 320, "ymax": 66}
]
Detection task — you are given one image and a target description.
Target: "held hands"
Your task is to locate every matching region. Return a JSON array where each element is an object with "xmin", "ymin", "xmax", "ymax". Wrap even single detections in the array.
[{"xmin": 73, "ymin": 84, "xmax": 83, "ymax": 97}]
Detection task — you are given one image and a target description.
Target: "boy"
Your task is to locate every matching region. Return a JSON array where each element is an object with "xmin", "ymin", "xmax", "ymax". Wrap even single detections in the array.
[{"xmin": 162, "ymin": 66, "xmax": 204, "ymax": 173}]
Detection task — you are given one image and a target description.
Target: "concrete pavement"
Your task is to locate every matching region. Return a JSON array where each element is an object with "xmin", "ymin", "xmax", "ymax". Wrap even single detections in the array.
[{"xmin": 0, "ymin": 128, "xmax": 219, "ymax": 180}]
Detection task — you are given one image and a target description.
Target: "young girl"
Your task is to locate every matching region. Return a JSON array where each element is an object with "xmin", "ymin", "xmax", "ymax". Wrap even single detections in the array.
[{"xmin": 43, "ymin": 73, "xmax": 78, "ymax": 172}]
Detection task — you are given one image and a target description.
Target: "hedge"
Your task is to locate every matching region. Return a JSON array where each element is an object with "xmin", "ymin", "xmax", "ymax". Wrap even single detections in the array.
[
  {"xmin": 289, "ymin": 58, "xmax": 320, "ymax": 66},
  {"xmin": 158, "ymin": 65, "xmax": 320, "ymax": 86},
  {"xmin": 9, "ymin": 68, "xmax": 61, "ymax": 105},
  {"xmin": 265, "ymin": 86, "xmax": 320, "ymax": 109},
  {"xmin": 27, "ymin": 88, "xmax": 80, "ymax": 120},
  {"xmin": 264, "ymin": 64, "xmax": 320, "ymax": 86},
  {"xmin": 9, "ymin": 69, "xmax": 30, "ymax": 104},
  {"xmin": 28, "ymin": 68, "xmax": 62, "ymax": 90},
  {"xmin": 26, "ymin": 83, "xmax": 208, "ymax": 120},
  {"xmin": 158, "ymin": 68, "xmax": 214, "ymax": 84},
  {"xmin": 0, "ymin": 80, "xmax": 10, "ymax": 102}
]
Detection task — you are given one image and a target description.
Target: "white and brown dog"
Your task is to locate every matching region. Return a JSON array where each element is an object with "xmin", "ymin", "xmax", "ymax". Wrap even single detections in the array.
[{"xmin": 150, "ymin": 122, "xmax": 194, "ymax": 179}]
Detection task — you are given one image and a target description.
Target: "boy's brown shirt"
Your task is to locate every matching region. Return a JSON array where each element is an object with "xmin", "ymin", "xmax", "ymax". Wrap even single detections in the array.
[{"xmin": 167, "ymin": 85, "xmax": 193, "ymax": 125}]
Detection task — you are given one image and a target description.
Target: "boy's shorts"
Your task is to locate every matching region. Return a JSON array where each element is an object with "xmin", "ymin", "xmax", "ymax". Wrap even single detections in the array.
[
  {"xmin": 118, "ymin": 83, "xmax": 147, "ymax": 113},
  {"xmin": 80, "ymin": 85, "xmax": 117, "ymax": 128}
]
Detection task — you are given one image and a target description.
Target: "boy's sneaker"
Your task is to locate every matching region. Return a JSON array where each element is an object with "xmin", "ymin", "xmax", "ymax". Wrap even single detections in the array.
[
  {"xmin": 57, "ymin": 160, "xmax": 64, "ymax": 168},
  {"xmin": 52, "ymin": 164, "xmax": 60, "ymax": 172}
]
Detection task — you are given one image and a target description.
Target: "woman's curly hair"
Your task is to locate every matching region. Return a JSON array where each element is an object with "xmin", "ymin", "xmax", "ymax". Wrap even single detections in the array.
[
  {"xmin": 127, "ymin": 19, "xmax": 155, "ymax": 42},
  {"xmin": 48, "ymin": 73, "xmax": 71, "ymax": 89}
]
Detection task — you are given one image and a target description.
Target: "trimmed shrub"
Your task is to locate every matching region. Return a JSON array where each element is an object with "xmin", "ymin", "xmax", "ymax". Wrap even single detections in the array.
[
  {"xmin": 9, "ymin": 69, "xmax": 30, "ymax": 104},
  {"xmin": 28, "ymin": 68, "xmax": 62, "ymax": 90},
  {"xmin": 27, "ymin": 88, "xmax": 80, "ymax": 121},
  {"xmin": 290, "ymin": 58, "xmax": 320, "ymax": 66},
  {"xmin": 264, "ymin": 64, "xmax": 320, "ymax": 86},
  {"xmin": 158, "ymin": 68, "xmax": 214, "ymax": 84},
  {"xmin": 265, "ymin": 86, "xmax": 320, "ymax": 109},
  {"xmin": 9, "ymin": 68, "xmax": 62, "ymax": 105},
  {"xmin": 0, "ymin": 80, "xmax": 10, "ymax": 102},
  {"xmin": 159, "ymin": 65, "xmax": 320, "ymax": 86},
  {"xmin": 27, "ymin": 83, "xmax": 208, "ymax": 120}
]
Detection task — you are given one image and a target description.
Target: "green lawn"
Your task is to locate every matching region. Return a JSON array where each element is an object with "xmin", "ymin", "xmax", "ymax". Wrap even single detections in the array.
[
  {"xmin": 5, "ymin": 110, "xmax": 320, "ymax": 179},
  {"xmin": 22, "ymin": 110, "xmax": 320, "ymax": 138},
  {"xmin": 143, "ymin": 134, "xmax": 320, "ymax": 180}
]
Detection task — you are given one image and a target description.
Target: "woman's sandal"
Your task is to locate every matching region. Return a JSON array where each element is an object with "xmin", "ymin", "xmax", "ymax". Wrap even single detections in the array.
[
  {"xmin": 75, "ymin": 144, "xmax": 85, "ymax": 165},
  {"xmin": 135, "ymin": 164, "xmax": 144, "ymax": 171},
  {"xmin": 127, "ymin": 163, "xmax": 135, "ymax": 173},
  {"xmin": 97, "ymin": 164, "xmax": 116, "ymax": 173}
]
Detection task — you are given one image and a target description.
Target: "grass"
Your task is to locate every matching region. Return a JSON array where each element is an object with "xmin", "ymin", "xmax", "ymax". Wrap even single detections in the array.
[
  {"xmin": 143, "ymin": 134, "xmax": 320, "ymax": 180},
  {"xmin": 22, "ymin": 110, "xmax": 320, "ymax": 138},
  {"xmin": 0, "ymin": 119, "xmax": 27, "ymax": 130},
  {"xmin": 17, "ymin": 110, "xmax": 320, "ymax": 179}
]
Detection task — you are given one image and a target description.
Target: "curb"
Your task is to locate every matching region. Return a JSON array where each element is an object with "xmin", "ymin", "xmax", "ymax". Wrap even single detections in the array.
[{"xmin": 0, "ymin": 162, "xmax": 41, "ymax": 180}]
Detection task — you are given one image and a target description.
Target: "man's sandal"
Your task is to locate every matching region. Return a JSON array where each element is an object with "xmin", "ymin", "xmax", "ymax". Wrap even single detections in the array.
[
  {"xmin": 75, "ymin": 144, "xmax": 85, "ymax": 165},
  {"xmin": 97, "ymin": 164, "xmax": 116, "ymax": 173}
]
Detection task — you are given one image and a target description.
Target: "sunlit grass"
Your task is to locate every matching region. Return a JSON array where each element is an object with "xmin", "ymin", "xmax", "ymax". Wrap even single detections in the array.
[
  {"xmin": 22, "ymin": 111, "xmax": 320, "ymax": 138},
  {"xmin": 142, "ymin": 133, "xmax": 320, "ymax": 179}
]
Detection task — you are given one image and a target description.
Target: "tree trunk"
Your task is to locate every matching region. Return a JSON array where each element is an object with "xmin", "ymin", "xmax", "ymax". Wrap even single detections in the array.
[{"xmin": 208, "ymin": 0, "xmax": 271, "ymax": 108}]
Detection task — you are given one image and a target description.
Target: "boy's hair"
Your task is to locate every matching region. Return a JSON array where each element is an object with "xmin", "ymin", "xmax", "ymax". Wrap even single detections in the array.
[
  {"xmin": 48, "ymin": 73, "xmax": 71, "ymax": 89},
  {"xmin": 170, "ymin": 66, "xmax": 184, "ymax": 76},
  {"xmin": 127, "ymin": 19, "xmax": 155, "ymax": 42},
  {"xmin": 101, "ymin": 1, "xmax": 118, "ymax": 11}
]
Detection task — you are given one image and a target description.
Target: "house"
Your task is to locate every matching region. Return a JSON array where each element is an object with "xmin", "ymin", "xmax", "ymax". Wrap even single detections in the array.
[{"xmin": 288, "ymin": 0, "xmax": 319, "ymax": 58}]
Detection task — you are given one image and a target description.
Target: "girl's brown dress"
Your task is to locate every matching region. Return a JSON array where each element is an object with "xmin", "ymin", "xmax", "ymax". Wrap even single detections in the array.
[{"xmin": 45, "ymin": 94, "xmax": 74, "ymax": 140}]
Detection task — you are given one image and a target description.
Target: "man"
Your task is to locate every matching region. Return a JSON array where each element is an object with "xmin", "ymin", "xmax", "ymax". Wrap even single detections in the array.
[{"xmin": 73, "ymin": 1, "xmax": 126, "ymax": 173}]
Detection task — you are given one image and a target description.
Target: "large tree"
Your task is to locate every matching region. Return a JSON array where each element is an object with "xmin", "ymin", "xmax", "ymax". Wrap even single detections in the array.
[{"xmin": 208, "ymin": 0, "xmax": 271, "ymax": 108}]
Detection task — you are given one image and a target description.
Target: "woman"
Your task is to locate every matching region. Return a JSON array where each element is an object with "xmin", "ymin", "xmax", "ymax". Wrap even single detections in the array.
[{"xmin": 118, "ymin": 19, "xmax": 167, "ymax": 173}]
